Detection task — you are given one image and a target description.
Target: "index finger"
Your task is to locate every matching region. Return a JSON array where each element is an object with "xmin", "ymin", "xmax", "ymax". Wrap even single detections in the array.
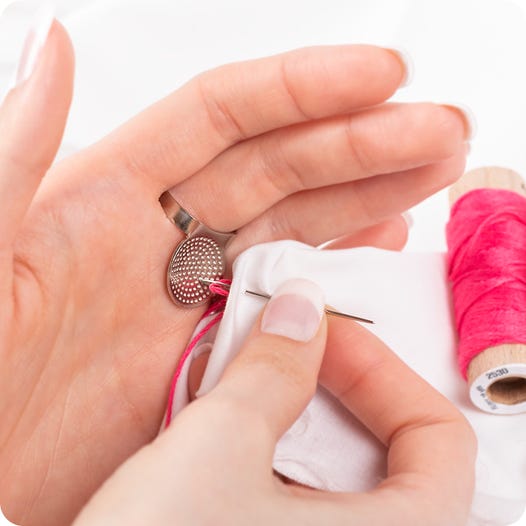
[
  {"xmin": 108, "ymin": 45, "xmax": 407, "ymax": 194},
  {"xmin": 318, "ymin": 318, "xmax": 476, "ymax": 525}
]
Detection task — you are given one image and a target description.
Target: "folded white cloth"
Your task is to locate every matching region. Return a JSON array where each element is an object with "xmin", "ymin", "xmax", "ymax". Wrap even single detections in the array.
[{"xmin": 168, "ymin": 240, "xmax": 526, "ymax": 526}]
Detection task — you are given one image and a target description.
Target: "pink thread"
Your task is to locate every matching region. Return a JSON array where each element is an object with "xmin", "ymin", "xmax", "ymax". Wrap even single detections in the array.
[
  {"xmin": 164, "ymin": 280, "xmax": 231, "ymax": 428},
  {"xmin": 447, "ymin": 189, "xmax": 526, "ymax": 378}
]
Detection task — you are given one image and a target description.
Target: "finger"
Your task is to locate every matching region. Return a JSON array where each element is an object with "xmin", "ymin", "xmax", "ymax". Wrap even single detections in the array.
[
  {"xmin": 202, "ymin": 279, "xmax": 327, "ymax": 449},
  {"xmin": 316, "ymin": 318, "xmax": 476, "ymax": 525},
  {"xmin": 108, "ymin": 45, "xmax": 407, "ymax": 193},
  {"xmin": 0, "ymin": 20, "xmax": 74, "ymax": 255},
  {"xmin": 171, "ymin": 103, "xmax": 471, "ymax": 231},
  {"xmin": 187, "ymin": 218, "xmax": 408, "ymax": 400},
  {"xmin": 226, "ymin": 150, "xmax": 465, "ymax": 260},
  {"xmin": 322, "ymin": 215, "xmax": 409, "ymax": 251}
]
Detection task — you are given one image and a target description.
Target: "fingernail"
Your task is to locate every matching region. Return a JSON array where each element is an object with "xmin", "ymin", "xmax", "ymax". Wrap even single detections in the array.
[
  {"xmin": 387, "ymin": 47, "xmax": 414, "ymax": 88},
  {"xmin": 15, "ymin": 4, "xmax": 55, "ymax": 86},
  {"xmin": 441, "ymin": 103, "xmax": 478, "ymax": 141},
  {"xmin": 402, "ymin": 211, "xmax": 414, "ymax": 229},
  {"xmin": 261, "ymin": 279, "xmax": 325, "ymax": 343}
]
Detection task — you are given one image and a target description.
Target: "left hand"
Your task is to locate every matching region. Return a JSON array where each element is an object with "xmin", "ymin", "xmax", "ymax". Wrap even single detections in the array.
[
  {"xmin": 0, "ymin": 22, "xmax": 470, "ymax": 526},
  {"xmin": 73, "ymin": 280, "xmax": 476, "ymax": 526}
]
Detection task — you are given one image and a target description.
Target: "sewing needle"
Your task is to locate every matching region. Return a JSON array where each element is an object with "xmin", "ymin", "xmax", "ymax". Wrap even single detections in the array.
[{"xmin": 198, "ymin": 278, "xmax": 374, "ymax": 324}]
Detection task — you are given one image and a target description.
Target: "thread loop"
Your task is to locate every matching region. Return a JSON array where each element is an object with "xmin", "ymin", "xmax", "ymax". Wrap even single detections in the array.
[{"xmin": 165, "ymin": 279, "xmax": 231, "ymax": 427}]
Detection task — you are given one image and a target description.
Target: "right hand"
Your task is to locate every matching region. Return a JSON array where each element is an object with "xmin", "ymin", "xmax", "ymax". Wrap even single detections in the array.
[
  {"xmin": 74, "ymin": 281, "xmax": 476, "ymax": 526},
  {"xmin": 0, "ymin": 19, "xmax": 470, "ymax": 526}
]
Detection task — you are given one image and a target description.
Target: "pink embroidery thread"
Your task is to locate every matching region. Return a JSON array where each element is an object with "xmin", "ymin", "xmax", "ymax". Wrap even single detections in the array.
[
  {"xmin": 164, "ymin": 280, "xmax": 231, "ymax": 428},
  {"xmin": 447, "ymin": 189, "xmax": 526, "ymax": 378}
]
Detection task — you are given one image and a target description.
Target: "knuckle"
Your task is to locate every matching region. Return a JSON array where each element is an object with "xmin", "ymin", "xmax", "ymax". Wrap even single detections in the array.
[
  {"xmin": 194, "ymin": 68, "xmax": 247, "ymax": 144},
  {"xmin": 389, "ymin": 403, "xmax": 477, "ymax": 452},
  {"xmin": 257, "ymin": 135, "xmax": 306, "ymax": 199},
  {"xmin": 265, "ymin": 203, "xmax": 308, "ymax": 243},
  {"xmin": 345, "ymin": 114, "xmax": 374, "ymax": 176},
  {"xmin": 278, "ymin": 53, "xmax": 314, "ymax": 121},
  {"xmin": 336, "ymin": 354, "xmax": 389, "ymax": 402}
]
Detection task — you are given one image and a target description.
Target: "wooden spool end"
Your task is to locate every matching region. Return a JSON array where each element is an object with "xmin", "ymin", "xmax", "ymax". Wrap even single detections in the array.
[{"xmin": 449, "ymin": 166, "xmax": 526, "ymax": 413}]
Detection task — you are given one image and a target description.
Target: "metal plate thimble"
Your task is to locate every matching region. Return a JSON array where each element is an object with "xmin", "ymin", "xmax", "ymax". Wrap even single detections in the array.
[{"xmin": 160, "ymin": 192, "xmax": 233, "ymax": 308}]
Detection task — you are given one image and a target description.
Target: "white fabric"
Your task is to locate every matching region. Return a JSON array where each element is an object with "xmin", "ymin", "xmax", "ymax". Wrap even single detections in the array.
[{"xmin": 171, "ymin": 241, "xmax": 526, "ymax": 526}]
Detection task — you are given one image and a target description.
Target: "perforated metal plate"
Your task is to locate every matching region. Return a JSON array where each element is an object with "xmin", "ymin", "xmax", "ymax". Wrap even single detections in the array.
[{"xmin": 167, "ymin": 236, "xmax": 225, "ymax": 307}]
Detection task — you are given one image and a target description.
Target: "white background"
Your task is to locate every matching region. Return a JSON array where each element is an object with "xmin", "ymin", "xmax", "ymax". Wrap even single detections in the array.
[{"xmin": 1, "ymin": 0, "xmax": 526, "ymax": 524}]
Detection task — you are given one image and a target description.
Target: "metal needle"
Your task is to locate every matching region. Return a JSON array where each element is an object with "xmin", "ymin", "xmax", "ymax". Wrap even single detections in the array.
[
  {"xmin": 244, "ymin": 290, "xmax": 374, "ymax": 324},
  {"xmin": 199, "ymin": 278, "xmax": 374, "ymax": 324}
]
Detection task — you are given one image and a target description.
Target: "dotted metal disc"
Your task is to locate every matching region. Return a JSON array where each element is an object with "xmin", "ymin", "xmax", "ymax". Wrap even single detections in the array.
[{"xmin": 167, "ymin": 236, "xmax": 224, "ymax": 307}]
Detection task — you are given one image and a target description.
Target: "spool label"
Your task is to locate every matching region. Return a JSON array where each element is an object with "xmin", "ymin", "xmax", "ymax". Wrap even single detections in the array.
[
  {"xmin": 470, "ymin": 363, "xmax": 526, "ymax": 415},
  {"xmin": 485, "ymin": 367, "xmax": 509, "ymax": 381}
]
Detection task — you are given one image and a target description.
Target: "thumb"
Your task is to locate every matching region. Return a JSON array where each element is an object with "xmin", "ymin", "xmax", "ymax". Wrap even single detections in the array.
[
  {"xmin": 0, "ymin": 14, "xmax": 74, "ymax": 257},
  {"xmin": 206, "ymin": 278, "xmax": 327, "ymax": 443}
]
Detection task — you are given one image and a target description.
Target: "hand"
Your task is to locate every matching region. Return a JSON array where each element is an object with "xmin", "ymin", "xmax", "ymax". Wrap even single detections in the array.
[
  {"xmin": 0, "ymin": 20, "xmax": 470, "ymax": 526},
  {"xmin": 73, "ymin": 280, "xmax": 476, "ymax": 526}
]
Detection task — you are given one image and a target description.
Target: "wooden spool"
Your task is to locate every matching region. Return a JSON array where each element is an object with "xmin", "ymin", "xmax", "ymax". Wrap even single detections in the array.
[{"xmin": 449, "ymin": 166, "xmax": 526, "ymax": 414}]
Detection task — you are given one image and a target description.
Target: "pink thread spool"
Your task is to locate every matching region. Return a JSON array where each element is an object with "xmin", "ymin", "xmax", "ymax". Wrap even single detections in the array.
[{"xmin": 449, "ymin": 166, "xmax": 526, "ymax": 414}]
